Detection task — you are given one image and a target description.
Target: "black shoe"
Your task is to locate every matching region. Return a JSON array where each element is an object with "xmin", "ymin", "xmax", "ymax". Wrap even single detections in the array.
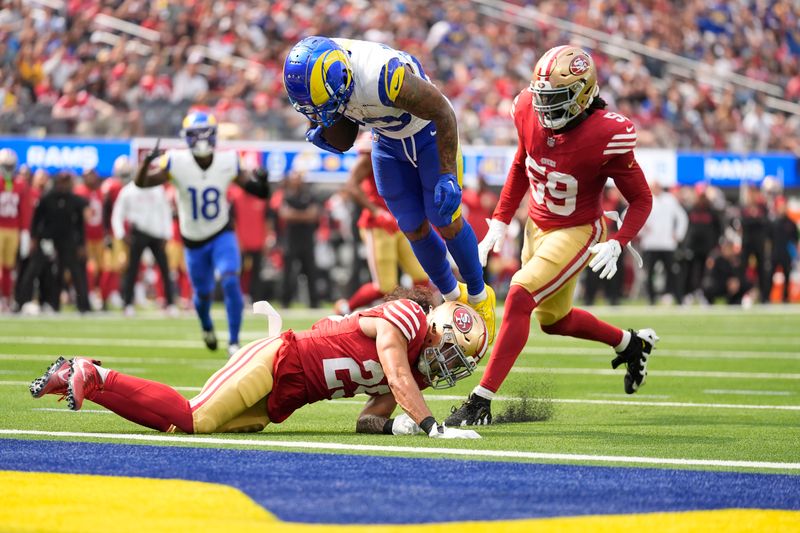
[
  {"xmin": 203, "ymin": 329, "xmax": 218, "ymax": 351},
  {"xmin": 611, "ymin": 328, "xmax": 659, "ymax": 394},
  {"xmin": 444, "ymin": 394, "xmax": 493, "ymax": 427}
]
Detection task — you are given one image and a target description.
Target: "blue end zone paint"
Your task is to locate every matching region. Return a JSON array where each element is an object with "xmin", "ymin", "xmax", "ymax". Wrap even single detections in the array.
[{"xmin": 1, "ymin": 439, "xmax": 798, "ymax": 524}]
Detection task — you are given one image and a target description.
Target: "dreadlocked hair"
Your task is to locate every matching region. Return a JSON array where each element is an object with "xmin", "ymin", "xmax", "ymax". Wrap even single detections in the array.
[
  {"xmin": 588, "ymin": 95, "xmax": 608, "ymax": 112},
  {"xmin": 385, "ymin": 286, "xmax": 437, "ymax": 313}
]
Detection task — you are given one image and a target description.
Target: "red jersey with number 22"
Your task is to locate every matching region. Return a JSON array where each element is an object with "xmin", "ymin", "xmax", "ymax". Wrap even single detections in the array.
[
  {"xmin": 493, "ymin": 89, "xmax": 651, "ymax": 246},
  {"xmin": 267, "ymin": 299, "xmax": 428, "ymax": 423}
]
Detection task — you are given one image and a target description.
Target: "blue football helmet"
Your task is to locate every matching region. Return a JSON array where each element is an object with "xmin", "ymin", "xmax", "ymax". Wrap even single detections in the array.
[
  {"xmin": 181, "ymin": 112, "xmax": 217, "ymax": 157},
  {"xmin": 283, "ymin": 36, "xmax": 354, "ymax": 128}
]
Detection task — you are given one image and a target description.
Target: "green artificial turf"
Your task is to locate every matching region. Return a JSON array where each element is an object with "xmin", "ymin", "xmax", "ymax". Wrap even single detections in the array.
[{"xmin": 1, "ymin": 305, "xmax": 798, "ymax": 474}]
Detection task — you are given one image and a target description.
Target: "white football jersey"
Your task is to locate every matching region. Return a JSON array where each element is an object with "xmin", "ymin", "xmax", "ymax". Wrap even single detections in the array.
[
  {"xmin": 333, "ymin": 38, "xmax": 431, "ymax": 139},
  {"xmin": 160, "ymin": 149, "xmax": 239, "ymax": 241}
]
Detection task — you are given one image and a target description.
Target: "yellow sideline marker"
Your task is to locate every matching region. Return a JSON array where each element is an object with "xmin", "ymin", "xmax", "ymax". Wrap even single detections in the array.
[{"xmin": 2, "ymin": 471, "xmax": 799, "ymax": 533}]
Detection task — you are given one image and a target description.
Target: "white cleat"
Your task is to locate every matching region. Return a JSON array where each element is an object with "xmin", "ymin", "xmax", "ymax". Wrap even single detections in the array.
[{"xmin": 227, "ymin": 344, "xmax": 241, "ymax": 359}]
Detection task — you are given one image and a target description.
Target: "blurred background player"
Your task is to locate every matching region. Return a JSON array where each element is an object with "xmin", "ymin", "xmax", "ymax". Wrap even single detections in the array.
[
  {"xmin": 447, "ymin": 46, "xmax": 658, "ymax": 426},
  {"xmin": 283, "ymin": 36, "xmax": 496, "ymax": 342},
  {"xmin": 73, "ymin": 167, "xmax": 106, "ymax": 309},
  {"xmin": 99, "ymin": 156, "xmax": 131, "ymax": 309},
  {"xmin": 135, "ymin": 112, "xmax": 270, "ymax": 357},
  {"xmin": 17, "ymin": 171, "xmax": 90, "ymax": 314},
  {"xmin": 0, "ymin": 148, "xmax": 30, "ymax": 313},
  {"xmin": 279, "ymin": 171, "xmax": 321, "ymax": 308},
  {"xmin": 639, "ymin": 181, "xmax": 689, "ymax": 305},
  {"xmin": 31, "ymin": 290, "xmax": 485, "ymax": 440},
  {"xmin": 111, "ymin": 168, "xmax": 175, "ymax": 316},
  {"xmin": 228, "ymin": 175, "xmax": 271, "ymax": 304},
  {"xmin": 336, "ymin": 132, "xmax": 429, "ymax": 314}
]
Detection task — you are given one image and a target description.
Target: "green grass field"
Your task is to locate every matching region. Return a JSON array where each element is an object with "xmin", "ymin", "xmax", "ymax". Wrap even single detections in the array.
[{"xmin": 1, "ymin": 305, "xmax": 799, "ymax": 474}]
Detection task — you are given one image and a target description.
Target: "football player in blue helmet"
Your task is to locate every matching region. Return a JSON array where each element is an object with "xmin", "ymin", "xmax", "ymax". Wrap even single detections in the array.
[
  {"xmin": 134, "ymin": 112, "xmax": 271, "ymax": 358},
  {"xmin": 283, "ymin": 36, "xmax": 497, "ymax": 343},
  {"xmin": 181, "ymin": 112, "xmax": 218, "ymax": 158}
]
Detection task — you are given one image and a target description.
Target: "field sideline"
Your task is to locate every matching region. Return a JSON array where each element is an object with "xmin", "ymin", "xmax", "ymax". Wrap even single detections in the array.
[{"xmin": 1, "ymin": 304, "xmax": 799, "ymax": 529}]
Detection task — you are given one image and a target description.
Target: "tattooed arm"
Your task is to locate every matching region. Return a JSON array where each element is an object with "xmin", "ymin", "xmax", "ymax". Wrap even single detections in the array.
[{"xmin": 393, "ymin": 72, "xmax": 458, "ymax": 175}]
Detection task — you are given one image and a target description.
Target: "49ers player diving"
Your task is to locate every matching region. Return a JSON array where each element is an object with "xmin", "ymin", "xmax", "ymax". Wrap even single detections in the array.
[
  {"xmin": 30, "ymin": 289, "xmax": 487, "ymax": 439},
  {"xmin": 446, "ymin": 46, "xmax": 659, "ymax": 426}
]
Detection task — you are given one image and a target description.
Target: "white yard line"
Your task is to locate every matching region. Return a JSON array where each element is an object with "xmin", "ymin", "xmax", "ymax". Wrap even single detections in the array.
[
  {"xmin": 522, "ymin": 346, "xmax": 800, "ymax": 360},
  {"xmin": 496, "ymin": 367, "xmax": 800, "ymax": 380},
  {"xmin": 0, "ymin": 429, "xmax": 797, "ymax": 470},
  {"xmin": 0, "ymin": 354, "xmax": 220, "ymax": 367},
  {"xmin": 703, "ymin": 389, "xmax": 793, "ymax": 396}
]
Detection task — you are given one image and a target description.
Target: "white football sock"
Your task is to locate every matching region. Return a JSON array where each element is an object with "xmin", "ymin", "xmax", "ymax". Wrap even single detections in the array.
[
  {"xmin": 615, "ymin": 330, "xmax": 632, "ymax": 353},
  {"xmin": 467, "ymin": 288, "xmax": 488, "ymax": 305},
  {"xmin": 442, "ymin": 286, "xmax": 461, "ymax": 301},
  {"xmin": 472, "ymin": 385, "xmax": 495, "ymax": 400}
]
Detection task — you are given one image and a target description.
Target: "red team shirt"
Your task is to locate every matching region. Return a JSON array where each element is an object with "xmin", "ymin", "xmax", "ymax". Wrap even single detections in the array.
[
  {"xmin": 493, "ymin": 89, "xmax": 651, "ymax": 246},
  {"xmin": 73, "ymin": 184, "xmax": 105, "ymax": 241},
  {"xmin": 0, "ymin": 178, "xmax": 30, "ymax": 230},
  {"xmin": 267, "ymin": 299, "xmax": 428, "ymax": 422},
  {"xmin": 357, "ymin": 173, "xmax": 399, "ymax": 233}
]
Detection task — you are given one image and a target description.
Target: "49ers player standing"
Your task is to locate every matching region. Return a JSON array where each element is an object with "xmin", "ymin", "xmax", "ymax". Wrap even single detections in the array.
[
  {"xmin": 74, "ymin": 168, "xmax": 106, "ymax": 308},
  {"xmin": 0, "ymin": 148, "xmax": 30, "ymax": 312},
  {"xmin": 31, "ymin": 291, "xmax": 486, "ymax": 439},
  {"xmin": 447, "ymin": 46, "xmax": 659, "ymax": 426}
]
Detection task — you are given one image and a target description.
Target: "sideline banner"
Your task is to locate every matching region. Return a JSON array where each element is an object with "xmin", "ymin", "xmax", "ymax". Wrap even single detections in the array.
[
  {"xmin": 676, "ymin": 152, "xmax": 798, "ymax": 187},
  {"xmin": 0, "ymin": 136, "xmax": 131, "ymax": 177}
]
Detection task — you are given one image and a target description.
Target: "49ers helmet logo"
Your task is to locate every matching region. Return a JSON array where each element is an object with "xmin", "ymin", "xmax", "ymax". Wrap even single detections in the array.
[
  {"xmin": 569, "ymin": 55, "xmax": 591, "ymax": 75},
  {"xmin": 453, "ymin": 307, "xmax": 473, "ymax": 333}
]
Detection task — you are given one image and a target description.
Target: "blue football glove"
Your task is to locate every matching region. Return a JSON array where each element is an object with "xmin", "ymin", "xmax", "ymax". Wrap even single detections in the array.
[
  {"xmin": 434, "ymin": 173, "xmax": 461, "ymax": 219},
  {"xmin": 305, "ymin": 126, "xmax": 344, "ymax": 155}
]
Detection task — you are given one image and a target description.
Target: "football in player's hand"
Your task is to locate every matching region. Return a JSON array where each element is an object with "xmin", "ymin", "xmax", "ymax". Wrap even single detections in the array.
[{"xmin": 322, "ymin": 118, "xmax": 359, "ymax": 152}]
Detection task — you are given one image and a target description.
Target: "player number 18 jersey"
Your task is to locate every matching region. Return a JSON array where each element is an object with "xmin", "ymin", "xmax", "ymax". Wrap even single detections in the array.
[{"xmin": 160, "ymin": 149, "xmax": 239, "ymax": 241}]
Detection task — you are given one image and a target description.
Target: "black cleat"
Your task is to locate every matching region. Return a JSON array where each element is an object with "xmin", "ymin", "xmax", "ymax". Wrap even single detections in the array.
[
  {"xmin": 203, "ymin": 329, "xmax": 218, "ymax": 351},
  {"xmin": 444, "ymin": 393, "xmax": 493, "ymax": 427},
  {"xmin": 611, "ymin": 328, "xmax": 659, "ymax": 394}
]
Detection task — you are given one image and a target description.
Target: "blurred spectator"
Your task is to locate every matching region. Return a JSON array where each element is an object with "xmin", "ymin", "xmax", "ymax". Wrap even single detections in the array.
[
  {"xmin": 704, "ymin": 240, "xmax": 753, "ymax": 306},
  {"xmin": 279, "ymin": 171, "xmax": 320, "ymax": 308},
  {"xmin": 639, "ymin": 182, "xmax": 688, "ymax": 305},
  {"xmin": 683, "ymin": 188, "xmax": 724, "ymax": 303},
  {"xmin": 739, "ymin": 186, "xmax": 771, "ymax": 303},
  {"xmin": 769, "ymin": 197, "xmax": 799, "ymax": 303},
  {"xmin": 14, "ymin": 168, "xmax": 53, "ymax": 310},
  {"xmin": 17, "ymin": 171, "xmax": 90, "ymax": 313},
  {"xmin": 1, "ymin": 0, "xmax": 798, "ymax": 149},
  {"xmin": 229, "ymin": 181, "xmax": 271, "ymax": 302},
  {"xmin": 111, "ymin": 180, "xmax": 175, "ymax": 315}
]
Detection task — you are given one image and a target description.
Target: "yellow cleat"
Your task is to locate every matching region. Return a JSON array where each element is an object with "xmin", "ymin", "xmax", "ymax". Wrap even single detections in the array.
[
  {"xmin": 456, "ymin": 282, "xmax": 469, "ymax": 304},
  {"xmin": 469, "ymin": 284, "xmax": 496, "ymax": 344}
]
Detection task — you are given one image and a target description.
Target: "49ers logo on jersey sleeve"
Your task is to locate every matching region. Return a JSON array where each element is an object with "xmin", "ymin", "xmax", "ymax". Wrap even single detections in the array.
[
  {"xmin": 453, "ymin": 307, "xmax": 473, "ymax": 333},
  {"xmin": 569, "ymin": 55, "xmax": 591, "ymax": 76}
]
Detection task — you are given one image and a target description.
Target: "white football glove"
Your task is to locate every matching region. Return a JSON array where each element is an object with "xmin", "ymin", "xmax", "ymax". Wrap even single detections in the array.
[
  {"xmin": 428, "ymin": 424, "xmax": 481, "ymax": 439},
  {"xmin": 392, "ymin": 413, "xmax": 422, "ymax": 436},
  {"xmin": 588, "ymin": 239, "xmax": 622, "ymax": 280},
  {"xmin": 477, "ymin": 219, "xmax": 508, "ymax": 267}
]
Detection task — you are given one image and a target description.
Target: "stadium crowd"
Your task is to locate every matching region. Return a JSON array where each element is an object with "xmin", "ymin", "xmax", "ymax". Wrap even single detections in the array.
[{"xmin": 1, "ymin": 0, "xmax": 799, "ymax": 151}]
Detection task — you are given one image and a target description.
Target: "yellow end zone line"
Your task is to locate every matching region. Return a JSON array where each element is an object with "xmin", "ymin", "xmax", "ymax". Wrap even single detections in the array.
[{"xmin": 2, "ymin": 429, "xmax": 799, "ymax": 471}]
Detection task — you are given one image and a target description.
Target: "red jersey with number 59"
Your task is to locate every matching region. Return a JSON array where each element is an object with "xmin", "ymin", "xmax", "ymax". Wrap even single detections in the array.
[
  {"xmin": 267, "ymin": 299, "xmax": 428, "ymax": 423},
  {"xmin": 493, "ymin": 89, "xmax": 651, "ymax": 246}
]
